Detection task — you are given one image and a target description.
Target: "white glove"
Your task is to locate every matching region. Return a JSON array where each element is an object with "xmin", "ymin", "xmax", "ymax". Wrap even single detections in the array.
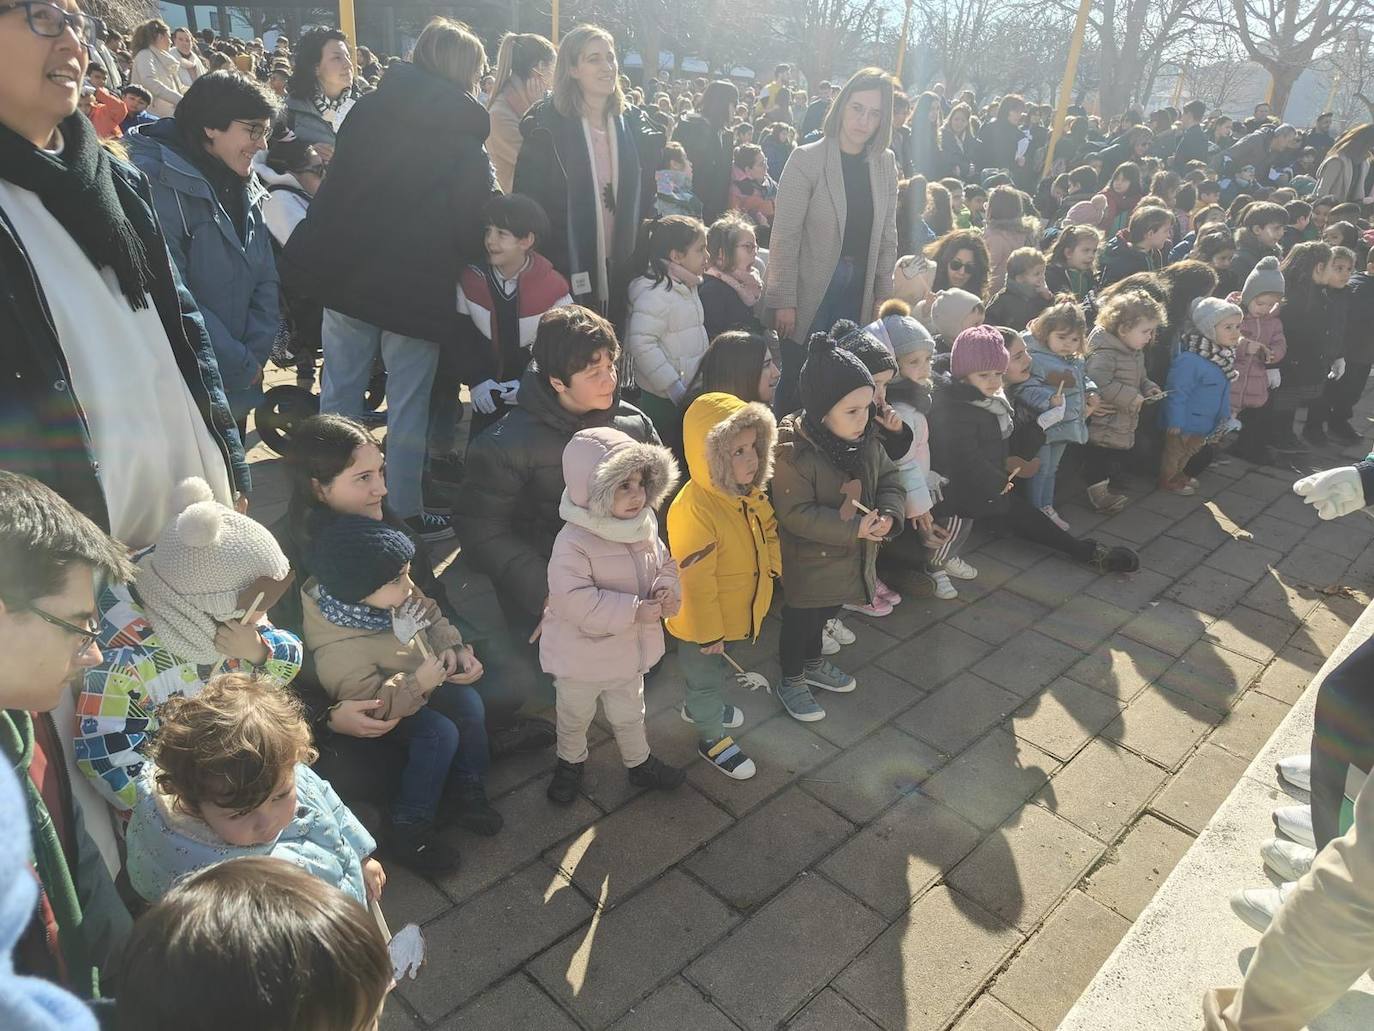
[
  {"xmin": 1226, "ymin": 417, "xmax": 1243, "ymax": 435},
  {"xmin": 1329, "ymin": 358, "xmax": 1347, "ymax": 381},
  {"xmin": 497, "ymin": 379, "xmax": 520, "ymax": 405},
  {"xmin": 1266, "ymin": 368, "xmax": 1281, "ymax": 390},
  {"xmin": 925, "ymin": 468, "xmax": 948, "ymax": 503},
  {"xmin": 1294, "ymin": 466, "xmax": 1366, "ymax": 520},
  {"xmin": 471, "ymin": 379, "xmax": 503, "ymax": 414},
  {"xmin": 1037, "ymin": 402, "xmax": 1067, "ymax": 430}
]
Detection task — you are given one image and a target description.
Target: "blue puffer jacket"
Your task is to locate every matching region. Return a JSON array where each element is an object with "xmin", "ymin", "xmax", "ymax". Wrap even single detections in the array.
[
  {"xmin": 1162, "ymin": 350, "xmax": 1232, "ymax": 436},
  {"xmin": 1010, "ymin": 337, "xmax": 1096, "ymax": 444},
  {"xmin": 130, "ymin": 119, "xmax": 279, "ymax": 421}
]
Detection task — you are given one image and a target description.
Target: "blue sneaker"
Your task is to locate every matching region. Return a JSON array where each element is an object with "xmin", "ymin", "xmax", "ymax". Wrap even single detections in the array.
[
  {"xmin": 803, "ymin": 659, "xmax": 856, "ymax": 693},
  {"xmin": 778, "ymin": 676, "xmax": 825, "ymax": 722}
]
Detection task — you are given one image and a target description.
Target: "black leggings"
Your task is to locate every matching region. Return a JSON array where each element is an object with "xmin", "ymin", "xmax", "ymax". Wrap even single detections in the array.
[
  {"xmin": 1081, "ymin": 444, "xmax": 1125, "ymax": 485},
  {"xmin": 989, "ymin": 490, "xmax": 1097, "ymax": 563},
  {"xmin": 1311, "ymin": 634, "xmax": 1374, "ymax": 850},
  {"xmin": 780, "ymin": 604, "xmax": 840, "ymax": 679}
]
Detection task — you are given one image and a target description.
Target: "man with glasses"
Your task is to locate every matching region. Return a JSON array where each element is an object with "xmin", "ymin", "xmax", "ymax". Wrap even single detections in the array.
[{"xmin": 0, "ymin": 471, "xmax": 134, "ymax": 1000}]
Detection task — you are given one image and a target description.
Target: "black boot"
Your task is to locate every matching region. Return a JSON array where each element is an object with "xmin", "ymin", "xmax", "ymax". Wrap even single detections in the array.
[
  {"xmin": 1328, "ymin": 419, "xmax": 1360, "ymax": 444},
  {"xmin": 387, "ymin": 820, "xmax": 461, "ymax": 875},
  {"xmin": 444, "ymin": 781, "xmax": 504, "ymax": 836},
  {"xmin": 1087, "ymin": 539, "xmax": 1140, "ymax": 574},
  {"xmin": 626, "ymin": 754, "xmax": 686, "ymax": 790},
  {"xmin": 491, "ymin": 716, "xmax": 557, "ymax": 759},
  {"xmin": 1302, "ymin": 421, "xmax": 1329, "ymax": 446},
  {"xmin": 546, "ymin": 759, "xmax": 584, "ymax": 805}
]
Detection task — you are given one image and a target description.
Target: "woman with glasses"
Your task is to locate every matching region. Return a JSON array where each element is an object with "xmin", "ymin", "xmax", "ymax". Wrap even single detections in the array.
[
  {"xmin": 283, "ymin": 26, "xmax": 361, "ymax": 159},
  {"xmin": 0, "ymin": 0, "xmax": 247, "ymax": 549},
  {"xmin": 485, "ymin": 31, "xmax": 554, "ymax": 194},
  {"xmin": 129, "ymin": 17, "xmax": 183, "ymax": 116},
  {"xmin": 129, "ymin": 69, "xmax": 281, "ymax": 438}
]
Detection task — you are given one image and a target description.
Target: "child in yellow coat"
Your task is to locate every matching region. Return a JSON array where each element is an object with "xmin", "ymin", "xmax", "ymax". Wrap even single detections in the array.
[{"xmin": 667, "ymin": 393, "xmax": 781, "ymax": 780}]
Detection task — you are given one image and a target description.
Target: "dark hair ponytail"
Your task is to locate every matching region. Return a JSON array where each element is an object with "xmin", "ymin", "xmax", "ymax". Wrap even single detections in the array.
[{"xmin": 637, "ymin": 215, "xmax": 707, "ymax": 288}]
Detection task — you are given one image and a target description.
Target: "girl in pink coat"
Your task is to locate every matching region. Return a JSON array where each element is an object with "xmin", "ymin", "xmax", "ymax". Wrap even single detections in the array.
[
  {"xmin": 540, "ymin": 427, "xmax": 685, "ymax": 804},
  {"xmin": 1228, "ymin": 256, "xmax": 1287, "ymax": 464}
]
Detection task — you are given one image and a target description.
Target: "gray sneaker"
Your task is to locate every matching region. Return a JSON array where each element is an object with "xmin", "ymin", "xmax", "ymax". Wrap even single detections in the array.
[
  {"xmin": 803, "ymin": 659, "xmax": 857, "ymax": 693},
  {"xmin": 778, "ymin": 676, "xmax": 826, "ymax": 722}
]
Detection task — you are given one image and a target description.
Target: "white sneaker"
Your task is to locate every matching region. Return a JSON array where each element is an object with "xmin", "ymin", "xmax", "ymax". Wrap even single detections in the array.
[
  {"xmin": 821, "ymin": 629, "xmax": 841, "ymax": 655},
  {"xmin": 1273, "ymin": 804, "xmax": 1316, "ymax": 848},
  {"xmin": 1260, "ymin": 838, "xmax": 1316, "ymax": 882},
  {"xmin": 944, "ymin": 555, "xmax": 979, "ymax": 580},
  {"xmin": 930, "ymin": 570, "xmax": 958, "ymax": 600},
  {"xmin": 1041, "ymin": 506, "xmax": 1071, "ymax": 531},
  {"xmin": 680, "ymin": 704, "xmax": 745, "ymax": 729},
  {"xmin": 824, "ymin": 617, "xmax": 856, "ymax": 645},
  {"xmin": 1276, "ymin": 754, "xmax": 1311, "ymax": 793},
  {"xmin": 1230, "ymin": 882, "xmax": 1297, "ymax": 933}
]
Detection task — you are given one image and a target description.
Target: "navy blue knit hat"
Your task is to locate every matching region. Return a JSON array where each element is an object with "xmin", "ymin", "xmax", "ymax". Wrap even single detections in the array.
[
  {"xmin": 835, "ymin": 321, "xmax": 898, "ymax": 379},
  {"xmin": 309, "ymin": 515, "xmax": 416, "ymax": 603},
  {"xmin": 799, "ymin": 325, "xmax": 875, "ymax": 416}
]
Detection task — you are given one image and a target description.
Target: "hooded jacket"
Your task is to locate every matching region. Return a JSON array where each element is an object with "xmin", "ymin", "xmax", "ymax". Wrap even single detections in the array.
[
  {"xmin": 281, "ymin": 61, "xmax": 496, "ymax": 343},
  {"xmin": 1162, "ymin": 343, "xmax": 1233, "ymax": 436},
  {"xmin": 1231, "ymin": 227, "xmax": 1284, "ymax": 285},
  {"xmin": 539, "ymin": 429, "xmax": 680, "ymax": 679},
  {"xmin": 302, "ymin": 583, "xmax": 464, "ymax": 720},
  {"xmin": 1097, "ymin": 230, "xmax": 1157, "ymax": 289},
  {"xmin": 626, "ymin": 273, "xmax": 710, "ymax": 401},
  {"xmin": 454, "ymin": 369, "xmax": 659, "ymax": 625},
  {"xmin": 985, "ymin": 279, "xmax": 1050, "ymax": 331},
  {"xmin": 771, "ymin": 413, "xmax": 904, "ymax": 609},
  {"xmin": 1083, "ymin": 326, "xmax": 1159, "ymax": 449},
  {"xmin": 1011, "ymin": 338, "xmax": 1097, "ymax": 444},
  {"xmin": 667, "ymin": 394, "xmax": 781, "ymax": 644},
  {"xmin": 1227, "ymin": 289, "xmax": 1287, "ymax": 412},
  {"xmin": 929, "ymin": 375, "xmax": 1015, "ymax": 518}
]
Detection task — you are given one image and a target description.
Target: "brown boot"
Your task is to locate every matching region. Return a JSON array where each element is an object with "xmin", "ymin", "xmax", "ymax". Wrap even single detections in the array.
[{"xmin": 1087, "ymin": 479, "xmax": 1129, "ymax": 513}]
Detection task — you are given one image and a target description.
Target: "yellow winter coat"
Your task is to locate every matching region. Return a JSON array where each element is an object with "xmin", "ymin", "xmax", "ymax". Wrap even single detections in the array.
[{"xmin": 666, "ymin": 393, "xmax": 781, "ymax": 644}]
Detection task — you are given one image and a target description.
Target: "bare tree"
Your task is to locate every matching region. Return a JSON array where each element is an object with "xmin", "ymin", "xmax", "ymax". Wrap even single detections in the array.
[
  {"xmin": 912, "ymin": 0, "xmax": 997, "ymax": 94},
  {"xmin": 772, "ymin": 0, "xmax": 884, "ymax": 85}
]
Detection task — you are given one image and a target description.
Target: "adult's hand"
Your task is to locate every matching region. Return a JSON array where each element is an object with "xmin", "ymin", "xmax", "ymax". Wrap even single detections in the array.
[
  {"xmin": 1294, "ymin": 466, "xmax": 1365, "ymax": 520},
  {"xmin": 328, "ymin": 698, "xmax": 402, "ymax": 738},
  {"xmin": 774, "ymin": 308, "xmax": 797, "ymax": 340}
]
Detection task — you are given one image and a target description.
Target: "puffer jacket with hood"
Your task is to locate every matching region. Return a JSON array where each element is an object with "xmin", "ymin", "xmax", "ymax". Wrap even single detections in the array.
[
  {"xmin": 666, "ymin": 394, "xmax": 781, "ymax": 645},
  {"xmin": 626, "ymin": 273, "xmax": 710, "ymax": 401},
  {"xmin": 1011, "ymin": 337, "xmax": 1097, "ymax": 444},
  {"xmin": 540, "ymin": 428, "xmax": 680, "ymax": 680},
  {"xmin": 301, "ymin": 583, "xmax": 464, "ymax": 720},
  {"xmin": 1227, "ymin": 289, "xmax": 1287, "ymax": 412},
  {"xmin": 1097, "ymin": 229, "xmax": 1157, "ymax": 289},
  {"xmin": 1084, "ymin": 325, "xmax": 1159, "ymax": 449}
]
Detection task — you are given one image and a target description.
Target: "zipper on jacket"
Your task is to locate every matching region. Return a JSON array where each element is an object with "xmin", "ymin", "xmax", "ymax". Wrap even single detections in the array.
[{"xmin": 742, "ymin": 500, "xmax": 761, "ymax": 641}]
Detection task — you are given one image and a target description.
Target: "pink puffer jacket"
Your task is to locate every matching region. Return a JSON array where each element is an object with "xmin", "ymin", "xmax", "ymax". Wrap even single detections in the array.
[
  {"xmin": 1227, "ymin": 290, "xmax": 1287, "ymax": 413},
  {"xmin": 539, "ymin": 428, "xmax": 681, "ymax": 681}
]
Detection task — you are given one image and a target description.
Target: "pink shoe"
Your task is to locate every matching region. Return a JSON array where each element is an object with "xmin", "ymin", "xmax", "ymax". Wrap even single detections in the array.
[
  {"xmin": 875, "ymin": 578, "xmax": 902, "ymax": 606},
  {"xmin": 844, "ymin": 596, "xmax": 894, "ymax": 617}
]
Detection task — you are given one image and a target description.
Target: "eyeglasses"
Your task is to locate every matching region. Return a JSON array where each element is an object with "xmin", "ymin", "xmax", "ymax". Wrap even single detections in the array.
[
  {"xmin": 947, "ymin": 258, "xmax": 977, "ymax": 272},
  {"xmin": 233, "ymin": 119, "xmax": 271, "ymax": 141},
  {"xmin": 28, "ymin": 605, "xmax": 100, "ymax": 656},
  {"xmin": 0, "ymin": 1, "xmax": 95, "ymax": 42},
  {"xmin": 300, "ymin": 163, "xmax": 327, "ymax": 177}
]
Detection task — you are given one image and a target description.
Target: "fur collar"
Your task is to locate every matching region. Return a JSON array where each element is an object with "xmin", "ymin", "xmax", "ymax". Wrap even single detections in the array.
[{"xmin": 704, "ymin": 400, "xmax": 776, "ymax": 497}]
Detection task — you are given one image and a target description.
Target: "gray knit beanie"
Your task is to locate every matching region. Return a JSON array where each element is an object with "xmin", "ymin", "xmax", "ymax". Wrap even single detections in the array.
[
  {"xmin": 1241, "ymin": 255, "xmax": 1285, "ymax": 308},
  {"xmin": 866, "ymin": 313, "xmax": 936, "ymax": 358},
  {"xmin": 134, "ymin": 479, "xmax": 292, "ymax": 663},
  {"xmin": 1189, "ymin": 296, "xmax": 1244, "ymax": 342},
  {"xmin": 930, "ymin": 289, "xmax": 984, "ymax": 341}
]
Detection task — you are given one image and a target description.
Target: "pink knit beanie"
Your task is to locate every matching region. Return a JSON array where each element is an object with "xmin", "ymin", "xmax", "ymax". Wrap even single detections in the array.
[{"xmin": 950, "ymin": 325, "xmax": 1011, "ymax": 379}]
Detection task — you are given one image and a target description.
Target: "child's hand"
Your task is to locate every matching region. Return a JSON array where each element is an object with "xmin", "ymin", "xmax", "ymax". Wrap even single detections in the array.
[
  {"xmin": 363, "ymin": 857, "xmax": 386, "ymax": 903},
  {"xmin": 414, "ymin": 654, "xmax": 447, "ymax": 691},
  {"xmin": 446, "ymin": 645, "xmax": 484, "ymax": 685},
  {"xmin": 634, "ymin": 599, "xmax": 664, "ymax": 624},
  {"xmin": 875, "ymin": 403, "xmax": 903, "ymax": 433},
  {"xmin": 915, "ymin": 512, "xmax": 952, "ymax": 545},
  {"xmin": 214, "ymin": 620, "xmax": 269, "ymax": 664},
  {"xmin": 873, "ymin": 514, "xmax": 894, "ymax": 538},
  {"xmin": 652, "ymin": 586, "xmax": 681, "ymax": 618},
  {"xmin": 1083, "ymin": 392, "xmax": 1102, "ymax": 417},
  {"xmin": 700, "ymin": 640, "xmax": 726, "ymax": 655}
]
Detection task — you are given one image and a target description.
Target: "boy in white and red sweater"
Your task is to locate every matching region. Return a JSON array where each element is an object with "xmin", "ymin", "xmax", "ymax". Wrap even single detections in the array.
[{"xmin": 457, "ymin": 193, "xmax": 573, "ymax": 438}]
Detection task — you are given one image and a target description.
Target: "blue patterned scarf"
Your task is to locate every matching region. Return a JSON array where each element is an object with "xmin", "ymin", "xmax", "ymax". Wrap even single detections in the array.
[{"xmin": 314, "ymin": 584, "xmax": 392, "ymax": 631}]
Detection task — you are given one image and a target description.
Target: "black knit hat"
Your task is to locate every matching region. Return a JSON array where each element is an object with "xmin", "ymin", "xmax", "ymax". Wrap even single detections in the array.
[
  {"xmin": 799, "ymin": 325, "xmax": 876, "ymax": 417},
  {"xmin": 309, "ymin": 514, "xmax": 416, "ymax": 603},
  {"xmin": 835, "ymin": 321, "xmax": 898, "ymax": 378}
]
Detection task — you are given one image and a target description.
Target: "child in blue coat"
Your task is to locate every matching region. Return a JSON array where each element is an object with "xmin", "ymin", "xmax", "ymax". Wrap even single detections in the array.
[{"xmin": 1160, "ymin": 297, "xmax": 1243, "ymax": 495}]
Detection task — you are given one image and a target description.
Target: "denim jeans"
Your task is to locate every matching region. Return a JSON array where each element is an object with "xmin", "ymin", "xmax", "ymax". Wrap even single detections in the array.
[
  {"xmin": 427, "ymin": 681, "xmax": 490, "ymax": 782},
  {"xmin": 807, "ymin": 257, "xmax": 865, "ymax": 340},
  {"xmin": 389, "ymin": 705, "xmax": 460, "ymax": 824},
  {"xmin": 320, "ymin": 308, "xmax": 440, "ymax": 519},
  {"xmin": 1027, "ymin": 441, "xmax": 1067, "ymax": 509}
]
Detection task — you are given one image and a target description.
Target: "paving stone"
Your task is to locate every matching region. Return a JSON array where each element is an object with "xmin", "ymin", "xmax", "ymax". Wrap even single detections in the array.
[
  {"xmin": 1276, "ymin": 542, "xmax": 1351, "ymax": 587},
  {"xmin": 581, "ymin": 707, "xmax": 703, "ymax": 812},
  {"xmin": 1101, "ymin": 685, "xmax": 1225, "ymax": 770},
  {"xmin": 685, "ymin": 786, "xmax": 854, "ymax": 909},
  {"xmin": 949, "ymin": 591, "xmax": 1050, "ymax": 645},
  {"xmin": 436, "ymin": 777, "xmax": 601, "ymax": 905},
  {"xmin": 875, "ymin": 621, "xmax": 996, "ymax": 690},
  {"xmin": 439, "ymin": 975, "xmax": 580, "ymax": 1031},
  {"xmin": 801, "ymin": 726, "xmax": 942, "ymax": 823},
  {"xmin": 896, "ymin": 672, "xmax": 1022, "ymax": 755},
  {"xmin": 1066, "ymin": 633, "xmax": 1175, "ymax": 703},
  {"xmin": 1294, "ymin": 602, "xmax": 1369, "ymax": 658},
  {"xmin": 1084, "ymin": 814, "xmax": 1196, "ymax": 920},
  {"xmin": 1156, "ymin": 640, "xmax": 1265, "ymax": 715},
  {"xmin": 684, "ymin": 715, "xmax": 839, "ymax": 818},
  {"xmin": 1010, "ymin": 678, "xmax": 1125, "ymax": 762},
  {"xmin": 923, "ymin": 729, "xmax": 1059, "ymax": 831},
  {"xmin": 529, "ymin": 870, "xmax": 739, "ymax": 1028},
  {"xmin": 1000, "ymin": 556, "xmax": 1101, "ymax": 609},
  {"xmin": 806, "ymin": 664, "xmax": 925, "ymax": 749},
  {"xmin": 866, "ymin": 591, "xmax": 951, "ymax": 638},
  {"xmin": 610, "ymin": 978, "xmax": 738, "ymax": 1031},
  {"xmin": 1083, "ymin": 567, "xmax": 1176, "ymax": 612},
  {"xmin": 833, "ymin": 886, "xmax": 1022, "ymax": 1031},
  {"xmin": 1150, "ymin": 742, "xmax": 1249, "ymax": 834},
  {"xmin": 1204, "ymin": 538, "xmax": 1285, "ymax": 582},
  {"xmin": 546, "ymin": 785, "xmax": 734, "ymax": 908},
  {"xmin": 1164, "ymin": 567, "xmax": 1253, "ymax": 616},
  {"xmin": 485, "ymin": 741, "xmax": 563, "ymax": 799},
  {"xmin": 1253, "ymin": 645, "xmax": 1326, "ymax": 704},
  {"xmin": 970, "ymin": 630, "xmax": 1083, "ymax": 700},
  {"xmin": 1035, "ymin": 594, "xmax": 1136, "ymax": 652},
  {"xmin": 1135, "ymin": 536, "xmax": 1213, "ymax": 579},
  {"xmin": 1137, "ymin": 485, "xmax": 1209, "ymax": 519},
  {"xmin": 685, "ymin": 875, "xmax": 885, "ymax": 1031},
  {"xmin": 1163, "ymin": 506, "xmax": 1234, "ymax": 549},
  {"xmin": 991, "ymin": 891, "xmax": 1132, "ymax": 1030},
  {"xmin": 1266, "ymin": 491, "xmax": 1322, "ymax": 528},
  {"xmin": 1036, "ymin": 738, "xmax": 1167, "ymax": 842},
  {"xmin": 1201, "ymin": 605, "xmax": 1298, "ymax": 664},
  {"xmin": 1119, "ymin": 599, "xmax": 1212, "ymax": 656},
  {"xmin": 1227, "ymin": 472, "xmax": 1292, "ymax": 503},
  {"xmin": 947, "ymin": 803, "xmax": 1103, "ymax": 932},
  {"xmin": 1243, "ymin": 570, "xmax": 1325, "ymax": 623},
  {"xmin": 1053, "ymin": 501, "xmax": 1112, "ymax": 532},
  {"xmin": 787, "ymin": 988, "xmax": 881, "ymax": 1030},
  {"xmin": 1307, "ymin": 514, "xmax": 1374, "ymax": 556},
  {"xmin": 380, "ymin": 1002, "xmax": 424, "ymax": 1031},
  {"xmin": 1210, "ymin": 689, "xmax": 1293, "ymax": 761},
  {"xmin": 397, "ymin": 865, "xmax": 593, "ymax": 1023},
  {"xmin": 1242, "ymin": 514, "xmax": 1310, "ymax": 553},
  {"xmin": 823, "ymin": 619, "xmax": 902, "ymax": 671},
  {"xmin": 1094, "ymin": 506, "xmax": 1175, "ymax": 544},
  {"xmin": 819, "ymin": 792, "xmax": 984, "ymax": 920},
  {"xmin": 975, "ymin": 535, "xmax": 1056, "ymax": 569},
  {"xmin": 380, "ymin": 863, "xmax": 452, "ymax": 929},
  {"xmin": 952, "ymin": 996, "xmax": 1036, "ymax": 1030},
  {"xmin": 1202, "ymin": 487, "xmax": 1270, "ymax": 522}
]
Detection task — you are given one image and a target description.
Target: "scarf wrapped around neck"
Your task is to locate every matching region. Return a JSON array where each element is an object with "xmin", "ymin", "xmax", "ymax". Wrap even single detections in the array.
[
  {"xmin": 313, "ymin": 583, "xmax": 394, "ymax": 631},
  {"xmin": 800, "ymin": 409, "xmax": 876, "ymax": 479},
  {"xmin": 704, "ymin": 264, "xmax": 763, "ymax": 307},
  {"xmin": 1182, "ymin": 332, "xmax": 1239, "ymax": 381},
  {"xmin": 313, "ymin": 87, "xmax": 351, "ymax": 126},
  {"xmin": 667, "ymin": 259, "xmax": 702, "ymax": 289}
]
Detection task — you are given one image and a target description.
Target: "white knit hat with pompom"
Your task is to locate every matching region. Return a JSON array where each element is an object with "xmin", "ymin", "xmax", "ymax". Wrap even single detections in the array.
[{"xmin": 133, "ymin": 478, "xmax": 291, "ymax": 663}]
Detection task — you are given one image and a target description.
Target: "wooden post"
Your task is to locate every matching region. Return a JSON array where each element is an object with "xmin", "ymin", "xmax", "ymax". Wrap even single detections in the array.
[
  {"xmin": 552, "ymin": 0, "xmax": 559, "ymax": 43},
  {"xmin": 894, "ymin": 0, "xmax": 913, "ymax": 80},
  {"xmin": 1042, "ymin": 0, "xmax": 1093, "ymax": 178},
  {"xmin": 338, "ymin": 0, "xmax": 356, "ymax": 47},
  {"xmin": 1171, "ymin": 56, "xmax": 1190, "ymax": 108}
]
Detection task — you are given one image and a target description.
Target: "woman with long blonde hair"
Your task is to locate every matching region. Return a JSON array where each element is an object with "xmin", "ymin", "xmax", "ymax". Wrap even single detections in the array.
[
  {"xmin": 485, "ymin": 33, "xmax": 555, "ymax": 192},
  {"xmin": 129, "ymin": 18, "xmax": 185, "ymax": 116}
]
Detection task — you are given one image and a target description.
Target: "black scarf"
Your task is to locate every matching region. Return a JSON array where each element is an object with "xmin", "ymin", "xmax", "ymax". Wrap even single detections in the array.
[
  {"xmin": 0, "ymin": 113, "xmax": 155, "ymax": 309},
  {"xmin": 801, "ymin": 409, "xmax": 876, "ymax": 480}
]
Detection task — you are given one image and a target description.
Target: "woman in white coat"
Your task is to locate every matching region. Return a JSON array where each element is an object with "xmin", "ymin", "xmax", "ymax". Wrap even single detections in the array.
[
  {"xmin": 129, "ymin": 19, "xmax": 184, "ymax": 117},
  {"xmin": 1315, "ymin": 123, "xmax": 1374, "ymax": 204},
  {"xmin": 170, "ymin": 27, "xmax": 206, "ymax": 89}
]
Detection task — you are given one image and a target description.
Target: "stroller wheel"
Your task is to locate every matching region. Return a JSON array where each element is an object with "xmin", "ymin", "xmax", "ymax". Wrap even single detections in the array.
[{"xmin": 254, "ymin": 385, "xmax": 320, "ymax": 456}]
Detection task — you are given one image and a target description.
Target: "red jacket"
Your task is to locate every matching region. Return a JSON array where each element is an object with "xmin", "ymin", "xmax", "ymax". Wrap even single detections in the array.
[{"xmin": 88, "ymin": 88, "xmax": 127, "ymax": 140}]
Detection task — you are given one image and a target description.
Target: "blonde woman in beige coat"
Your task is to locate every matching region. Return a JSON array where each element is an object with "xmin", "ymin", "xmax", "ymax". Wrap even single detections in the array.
[
  {"xmin": 765, "ymin": 67, "xmax": 899, "ymax": 359},
  {"xmin": 485, "ymin": 32, "xmax": 555, "ymax": 193}
]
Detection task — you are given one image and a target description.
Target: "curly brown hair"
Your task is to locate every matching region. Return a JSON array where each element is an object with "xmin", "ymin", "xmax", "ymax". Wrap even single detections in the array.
[{"xmin": 925, "ymin": 229, "xmax": 991, "ymax": 298}]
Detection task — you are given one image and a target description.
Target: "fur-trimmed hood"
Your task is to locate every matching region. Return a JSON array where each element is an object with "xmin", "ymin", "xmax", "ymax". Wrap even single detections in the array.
[
  {"xmin": 684, "ymin": 393, "xmax": 777, "ymax": 498},
  {"xmin": 562, "ymin": 427, "xmax": 680, "ymax": 519}
]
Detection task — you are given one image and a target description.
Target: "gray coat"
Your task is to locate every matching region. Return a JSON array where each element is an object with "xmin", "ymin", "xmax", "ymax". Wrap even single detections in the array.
[
  {"xmin": 765, "ymin": 137, "xmax": 898, "ymax": 342},
  {"xmin": 1084, "ymin": 326, "xmax": 1158, "ymax": 450}
]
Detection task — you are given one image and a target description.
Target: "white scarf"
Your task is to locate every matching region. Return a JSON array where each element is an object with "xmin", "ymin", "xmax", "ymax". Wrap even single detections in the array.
[{"xmin": 559, "ymin": 489, "xmax": 656, "ymax": 543}]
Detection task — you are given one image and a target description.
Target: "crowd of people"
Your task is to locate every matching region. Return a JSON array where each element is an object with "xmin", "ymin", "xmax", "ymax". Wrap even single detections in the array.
[{"xmin": 3, "ymin": 1, "xmax": 1374, "ymax": 1027}]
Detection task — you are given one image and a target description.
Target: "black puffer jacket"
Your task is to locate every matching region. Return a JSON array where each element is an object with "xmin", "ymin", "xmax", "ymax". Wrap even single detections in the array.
[
  {"xmin": 1281, "ymin": 288, "xmax": 1346, "ymax": 390},
  {"xmin": 281, "ymin": 61, "xmax": 496, "ymax": 343},
  {"xmin": 929, "ymin": 375, "xmax": 1013, "ymax": 518},
  {"xmin": 453, "ymin": 368, "xmax": 658, "ymax": 623},
  {"xmin": 674, "ymin": 113, "xmax": 732, "ymax": 223}
]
